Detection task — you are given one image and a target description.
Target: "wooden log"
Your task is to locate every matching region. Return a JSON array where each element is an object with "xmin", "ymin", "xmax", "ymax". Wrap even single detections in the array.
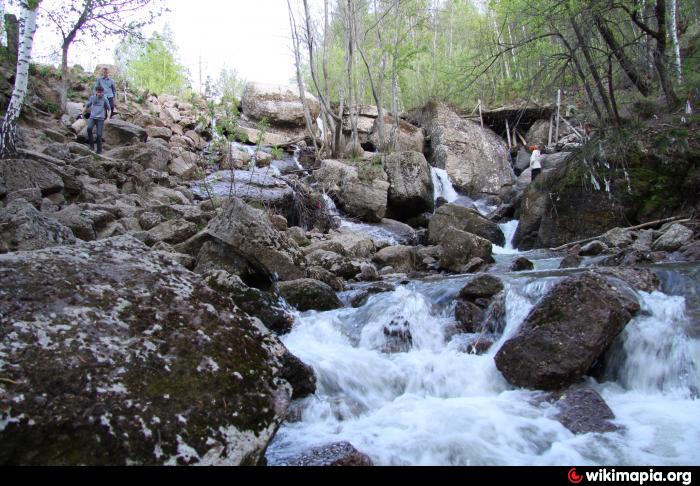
[{"xmin": 505, "ymin": 119, "xmax": 511, "ymax": 148}]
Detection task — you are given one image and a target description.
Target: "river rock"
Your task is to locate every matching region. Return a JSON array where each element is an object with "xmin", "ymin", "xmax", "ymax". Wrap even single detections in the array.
[
  {"xmin": 495, "ymin": 273, "xmax": 640, "ymax": 390},
  {"xmin": 525, "ymin": 119, "xmax": 550, "ymax": 146},
  {"xmin": 459, "ymin": 274, "xmax": 504, "ymax": 299},
  {"xmin": 314, "ymin": 159, "xmax": 389, "ymax": 223},
  {"xmin": 382, "ymin": 151, "xmax": 434, "ymax": 220},
  {"xmin": 0, "ymin": 158, "xmax": 64, "ymax": 198},
  {"xmin": 195, "ymin": 169, "xmax": 295, "ymax": 219},
  {"xmin": 204, "ymin": 270, "xmax": 293, "ymax": 334},
  {"xmin": 592, "ymin": 267, "xmax": 660, "ymax": 293},
  {"xmin": 241, "ymin": 82, "xmax": 320, "ymax": 127},
  {"xmin": 54, "ymin": 204, "xmax": 115, "ymax": 241},
  {"xmin": 306, "ymin": 249, "xmax": 358, "ymax": 279},
  {"xmin": 196, "ymin": 197, "xmax": 306, "ymax": 282},
  {"xmin": 0, "ymin": 199, "xmax": 76, "ymax": 253},
  {"xmin": 428, "ymin": 204, "xmax": 505, "ymax": 246},
  {"xmin": 277, "ymin": 278, "xmax": 342, "ymax": 312},
  {"xmin": 372, "ymin": 245, "xmax": 417, "ymax": 273},
  {"xmin": 278, "ymin": 351, "xmax": 317, "ymax": 400},
  {"xmin": 369, "ymin": 116, "xmax": 425, "ymax": 153},
  {"xmin": 580, "ymin": 240, "xmax": 608, "ymax": 256},
  {"xmin": 280, "ymin": 442, "xmax": 373, "ymax": 466},
  {"xmin": 103, "ymin": 119, "xmax": 148, "ymax": 146},
  {"xmin": 410, "ymin": 102, "xmax": 515, "ymax": 198},
  {"xmin": 558, "ymin": 254, "xmax": 581, "ymax": 269},
  {"xmin": 439, "ymin": 228, "xmax": 493, "ymax": 273},
  {"xmin": 105, "ymin": 142, "xmax": 171, "ymax": 172},
  {"xmin": 511, "ymin": 256, "xmax": 534, "ymax": 271},
  {"xmin": 554, "ymin": 388, "xmax": 619, "ymax": 435},
  {"xmin": 146, "ymin": 126, "xmax": 173, "ymax": 140},
  {"xmin": 0, "ymin": 236, "xmax": 293, "ymax": 465},
  {"xmin": 146, "ymin": 218, "xmax": 198, "ymax": 246},
  {"xmin": 652, "ymin": 224, "xmax": 694, "ymax": 252}
]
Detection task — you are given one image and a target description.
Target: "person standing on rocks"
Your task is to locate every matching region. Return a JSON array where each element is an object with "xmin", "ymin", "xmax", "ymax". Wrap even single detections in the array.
[
  {"xmin": 83, "ymin": 86, "xmax": 111, "ymax": 155},
  {"xmin": 529, "ymin": 145, "xmax": 542, "ymax": 182},
  {"xmin": 94, "ymin": 67, "xmax": 117, "ymax": 118}
]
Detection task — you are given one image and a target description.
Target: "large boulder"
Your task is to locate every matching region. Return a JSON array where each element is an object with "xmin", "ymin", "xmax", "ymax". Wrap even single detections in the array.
[
  {"xmin": 105, "ymin": 142, "xmax": 171, "ymax": 172},
  {"xmin": 0, "ymin": 236, "xmax": 293, "ymax": 465},
  {"xmin": 652, "ymin": 223, "xmax": 694, "ymax": 252},
  {"xmin": 199, "ymin": 197, "xmax": 306, "ymax": 281},
  {"xmin": 369, "ymin": 115, "xmax": 425, "ymax": 153},
  {"xmin": 0, "ymin": 199, "xmax": 76, "ymax": 253},
  {"xmin": 314, "ymin": 159, "xmax": 389, "ymax": 223},
  {"xmin": 525, "ymin": 119, "xmax": 551, "ymax": 146},
  {"xmin": 193, "ymin": 169, "xmax": 295, "ymax": 220},
  {"xmin": 409, "ymin": 102, "xmax": 515, "ymax": 198},
  {"xmin": 372, "ymin": 245, "xmax": 417, "ymax": 273},
  {"xmin": 428, "ymin": 204, "xmax": 505, "ymax": 246},
  {"xmin": 438, "ymin": 228, "xmax": 493, "ymax": 273},
  {"xmin": 277, "ymin": 278, "xmax": 343, "ymax": 312},
  {"xmin": 103, "ymin": 119, "xmax": 148, "ymax": 146},
  {"xmin": 495, "ymin": 273, "xmax": 640, "ymax": 390},
  {"xmin": 241, "ymin": 82, "xmax": 321, "ymax": 127},
  {"xmin": 382, "ymin": 151, "xmax": 434, "ymax": 220},
  {"xmin": 0, "ymin": 158, "xmax": 64, "ymax": 198},
  {"xmin": 513, "ymin": 137, "xmax": 699, "ymax": 250}
]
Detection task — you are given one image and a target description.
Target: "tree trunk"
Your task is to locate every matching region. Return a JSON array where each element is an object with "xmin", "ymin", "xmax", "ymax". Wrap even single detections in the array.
[
  {"xmin": 653, "ymin": 0, "xmax": 680, "ymax": 107},
  {"xmin": 668, "ymin": 0, "xmax": 682, "ymax": 84},
  {"xmin": 593, "ymin": 14, "xmax": 651, "ymax": 97},
  {"xmin": 60, "ymin": 43, "xmax": 70, "ymax": 112},
  {"xmin": 4, "ymin": 13, "xmax": 18, "ymax": 64},
  {"xmin": 0, "ymin": 1, "xmax": 40, "ymax": 159},
  {"xmin": 570, "ymin": 17, "xmax": 616, "ymax": 123}
]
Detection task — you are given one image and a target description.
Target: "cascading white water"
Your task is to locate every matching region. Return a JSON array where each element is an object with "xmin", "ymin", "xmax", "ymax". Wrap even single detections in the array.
[
  {"xmin": 267, "ymin": 273, "xmax": 700, "ymax": 465},
  {"xmin": 492, "ymin": 220, "xmax": 520, "ymax": 256},
  {"xmin": 431, "ymin": 167, "xmax": 459, "ymax": 203}
]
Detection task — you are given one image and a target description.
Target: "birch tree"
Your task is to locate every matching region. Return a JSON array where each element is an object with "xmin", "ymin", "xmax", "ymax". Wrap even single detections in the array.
[
  {"xmin": 0, "ymin": 0, "xmax": 40, "ymax": 159},
  {"xmin": 42, "ymin": 0, "xmax": 164, "ymax": 110}
]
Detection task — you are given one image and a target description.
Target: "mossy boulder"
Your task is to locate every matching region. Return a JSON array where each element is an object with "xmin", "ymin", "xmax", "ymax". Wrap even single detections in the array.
[
  {"xmin": 514, "ymin": 131, "xmax": 699, "ymax": 250},
  {"xmin": 0, "ymin": 236, "xmax": 293, "ymax": 465}
]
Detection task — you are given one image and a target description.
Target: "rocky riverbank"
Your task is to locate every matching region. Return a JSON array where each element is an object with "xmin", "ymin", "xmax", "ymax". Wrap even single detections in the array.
[{"xmin": 1, "ymin": 63, "xmax": 699, "ymax": 465}]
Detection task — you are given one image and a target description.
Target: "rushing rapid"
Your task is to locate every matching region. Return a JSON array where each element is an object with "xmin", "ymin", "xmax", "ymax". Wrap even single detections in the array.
[{"xmin": 267, "ymin": 266, "xmax": 700, "ymax": 465}]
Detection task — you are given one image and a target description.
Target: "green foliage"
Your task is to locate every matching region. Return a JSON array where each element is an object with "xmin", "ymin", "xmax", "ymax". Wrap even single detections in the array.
[
  {"xmin": 115, "ymin": 27, "xmax": 190, "ymax": 96},
  {"xmin": 44, "ymin": 100, "xmax": 60, "ymax": 114},
  {"xmin": 270, "ymin": 146, "xmax": 285, "ymax": 160},
  {"xmin": 216, "ymin": 67, "xmax": 245, "ymax": 104}
]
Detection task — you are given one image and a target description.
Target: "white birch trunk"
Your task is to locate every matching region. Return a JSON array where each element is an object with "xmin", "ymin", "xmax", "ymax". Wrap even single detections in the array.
[
  {"xmin": 669, "ymin": 0, "xmax": 682, "ymax": 84},
  {"xmin": 0, "ymin": 0, "xmax": 40, "ymax": 158},
  {"xmin": 0, "ymin": 0, "xmax": 6, "ymax": 47}
]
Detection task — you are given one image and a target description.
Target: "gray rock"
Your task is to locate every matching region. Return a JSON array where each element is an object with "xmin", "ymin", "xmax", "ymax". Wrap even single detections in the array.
[
  {"xmin": 580, "ymin": 240, "xmax": 608, "ymax": 256},
  {"xmin": 306, "ymin": 249, "xmax": 358, "ymax": 279},
  {"xmin": 495, "ymin": 273, "xmax": 639, "ymax": 390},
  {"xmin": 412, "ymin": 102, "xmax": 515, "ymax": 198},
  {"xmin": 103, "ymin": 119, "xmax": 148, "ymax": 146},
  {"xmin": 369, "ymin": 116, "xmax": 425, "ymax": 153},
  {"xmin": 382, "ymin": 151, "xmax": 434, "ymax": 220},
  {"xmin": 202, "ymin": 198, "xmax": 306, "ymax": 281},
  {"xmin": 105, "ymin": 142, "xmax": 171, "ymax": 172},
  {"xmin": 0, "ymin": 236, "xmax": 293, "ymax": 465},
  {"xmin": 438, "ymin": 228, "xmax": 493, "ymax": 273},
  {"xmin": 0, "ymin": 199, "xmax": 76, "ymax": 252},
  {"xmin": 277, "ymin": 278, "xmax": 343, "ymax": 312},
  {"xmin": 459, "ymin": 274, "xmax": 504, "ymax": 300},
  {"xmin": 0, "ymin": 159, "xmax": 64, "ymax": 198},
  {"xmin": 554, "ymin": 388, "xmax": 619, "ymax": 434},
  {"xmin": 54, "ymin": 204, "xmax": 115, "ymax": 241},
  {"xmin": 314, "ymin": 159, "xmax": 389, "ymax": 223},
  {"xmin": 428, "ymin": 204, "xmax": 505, "ymax": 246},
  {"xmin": 511, "ymin": 256, "xmax": 534, "ymax": 271},
  {"xmin": 558, "ymin": 254, "xmax": 581, "ymax": 269},
  {"xmin": 146, "ymin": 218, "xmax": 198, "ymax": 246},
  {"xmin": 241, "ymin": 82, "xmax": 320, "ymax": 127},
  {"xmin": 204, "ymin": 270, "xmax": 294, "ymax": 335},
  {"xmin": 372, "ymin": 245, "xmax": 417, "ymax": 273},
  {"xmin": 652, "ymin": 224, "xmax": 694, "ymax": 252},
  {"xmin": 280, "ymin": 442, "xmax": 373, "ymax": 466}
]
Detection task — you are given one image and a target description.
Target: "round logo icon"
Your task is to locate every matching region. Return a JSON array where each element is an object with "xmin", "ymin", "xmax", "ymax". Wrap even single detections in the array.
[{"xmin": 568, "ymin": 468, "xmax": 584, "ymax": 484}]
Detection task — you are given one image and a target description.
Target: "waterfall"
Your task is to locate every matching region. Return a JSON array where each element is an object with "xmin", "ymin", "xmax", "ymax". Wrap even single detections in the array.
[
  {"xmin": 492, "ymin": 220, "xmax": 519, "ymax": 255},
  {"xmin": 430, "ymin": 167, "xmax": 459, "ymax": 203},
  {"xmin": 267, "ymin": 270, "xmax": 700, "ymax": 466}
]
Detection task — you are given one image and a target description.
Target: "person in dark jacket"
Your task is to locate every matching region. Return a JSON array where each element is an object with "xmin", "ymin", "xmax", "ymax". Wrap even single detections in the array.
[
  {"xmin": 84, "ymin": 86, "xmax": 111, "ymax": 154},
  {"xmin": 95, "ymin": 67, "xmax": 117, "ymax": 117}
]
